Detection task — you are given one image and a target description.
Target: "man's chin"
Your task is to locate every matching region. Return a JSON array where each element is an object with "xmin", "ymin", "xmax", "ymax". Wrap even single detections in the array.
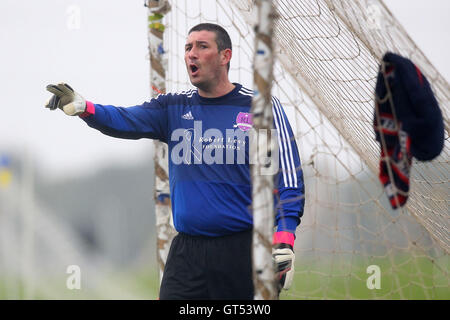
[{"xmin": 190, "ymin": 78, "xmax": 207, "ymax": 90}]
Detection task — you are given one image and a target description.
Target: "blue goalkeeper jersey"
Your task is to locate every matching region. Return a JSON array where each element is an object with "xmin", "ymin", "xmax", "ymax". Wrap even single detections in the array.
[{"xmin": 81, "ymin": 83, "xmax": 305, "ymax": 237}]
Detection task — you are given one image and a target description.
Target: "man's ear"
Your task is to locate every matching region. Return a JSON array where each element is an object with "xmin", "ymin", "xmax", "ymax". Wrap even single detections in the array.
[{"xmin": 221, "ymin": 48, "xmax": 232, "ymax": 67}]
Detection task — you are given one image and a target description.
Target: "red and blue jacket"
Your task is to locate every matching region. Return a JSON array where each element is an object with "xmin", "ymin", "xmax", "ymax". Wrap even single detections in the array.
[{"xmin": 80, "ymin": 83, "xmax": 304, "ymax": 245}]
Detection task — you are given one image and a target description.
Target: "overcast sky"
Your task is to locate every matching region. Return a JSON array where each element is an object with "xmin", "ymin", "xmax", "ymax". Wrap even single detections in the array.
[{"xmin": 0, "ymin": 0, "xmax": 448, "ymax": 180}]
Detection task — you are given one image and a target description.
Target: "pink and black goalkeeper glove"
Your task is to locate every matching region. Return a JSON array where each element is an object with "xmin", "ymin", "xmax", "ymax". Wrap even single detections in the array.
[
  {"xmin": 273, "ymin": 231, "xmax": 295, "ymax": 292},
  {"xmin": 45, "ymin": 83, "xmax": 87, "ymax": 116}
]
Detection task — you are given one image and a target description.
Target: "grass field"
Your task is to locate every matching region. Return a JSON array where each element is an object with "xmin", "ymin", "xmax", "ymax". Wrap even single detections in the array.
[
  {"xmin": 1, "ymin": 255, "xmax": 448, "ymax": 300},
  {"xmin": 281, "ymin": 254, "xmax": 449, "ymax": 300}
]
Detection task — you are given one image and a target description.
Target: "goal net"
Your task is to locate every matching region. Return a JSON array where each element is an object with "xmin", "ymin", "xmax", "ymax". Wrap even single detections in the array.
[{"xmin": 153, "ymin": 0, "xmax": 449, "ymax": 299}]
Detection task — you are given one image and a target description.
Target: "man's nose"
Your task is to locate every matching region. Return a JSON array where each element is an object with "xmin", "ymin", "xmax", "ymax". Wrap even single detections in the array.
[{"xmin": 187, "ymin": 46, "xmax": 198, "ymax": 59}]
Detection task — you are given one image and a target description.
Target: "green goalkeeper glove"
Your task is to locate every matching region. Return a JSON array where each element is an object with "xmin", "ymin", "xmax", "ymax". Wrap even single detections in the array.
[{"xmin": 45, "ymin": 83, "xmax": 86, "ymax": 116}]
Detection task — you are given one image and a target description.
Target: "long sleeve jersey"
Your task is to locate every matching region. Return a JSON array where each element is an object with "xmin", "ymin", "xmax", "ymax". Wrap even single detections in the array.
[{"xmin": 81, "ymin": 83, "xmax": 305, "ymax": 237}]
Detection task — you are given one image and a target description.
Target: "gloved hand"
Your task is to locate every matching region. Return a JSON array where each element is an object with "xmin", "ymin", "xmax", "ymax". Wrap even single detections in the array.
[
  {"xmin": 273, "ymin": 231, "xmax": 295, "ymax": 292},
  {"xmin": 45, "ymin": 83, "xmax": 86, "ymax": 116},
  {"xmin": 273, "ymin": 244, "xmax": 295, "ymax": 291}
]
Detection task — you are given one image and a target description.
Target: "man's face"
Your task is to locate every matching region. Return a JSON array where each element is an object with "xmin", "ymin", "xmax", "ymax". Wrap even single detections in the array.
[{"xmin": 184, "ymin": 30, "xmax": 223, "ymax": 90}]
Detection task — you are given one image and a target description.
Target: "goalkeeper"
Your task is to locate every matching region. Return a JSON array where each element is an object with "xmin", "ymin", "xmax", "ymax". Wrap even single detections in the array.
[{"xmin": 45, "ymin": 23, "xmax": 305, "ymax": 299}]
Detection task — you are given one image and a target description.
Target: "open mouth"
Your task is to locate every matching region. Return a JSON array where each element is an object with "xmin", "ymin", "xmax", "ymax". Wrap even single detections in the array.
[{"xmin": 190, "ymin": 64, "xmax": 199, "ymax": 75}]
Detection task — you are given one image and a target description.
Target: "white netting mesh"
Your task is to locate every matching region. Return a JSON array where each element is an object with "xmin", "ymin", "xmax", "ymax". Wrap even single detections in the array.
[{"xmin": 164, "ymin": 0, "xmax": 449, "ymax": 299}]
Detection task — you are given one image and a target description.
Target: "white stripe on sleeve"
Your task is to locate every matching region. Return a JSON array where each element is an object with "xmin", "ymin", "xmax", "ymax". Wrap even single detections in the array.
[
  {"xmin": 272, "ymin": 97, "xmax": 297, "ymax": 188},
  {"xmin": 272, "ymin": 98, "xmax": 291, "ymax": 187}
]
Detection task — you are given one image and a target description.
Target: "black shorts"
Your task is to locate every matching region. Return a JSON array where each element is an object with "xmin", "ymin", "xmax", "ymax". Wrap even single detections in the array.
[{"xmin": 159, "ymin": 229, "xmax": 254, "ymax": 300}]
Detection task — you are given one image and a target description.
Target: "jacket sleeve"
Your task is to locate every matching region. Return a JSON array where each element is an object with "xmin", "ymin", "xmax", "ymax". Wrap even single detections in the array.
[
  {"xmin": 271, "ymin": 97, "xmax": 305, "ymax": 245},
  {"xmin": 79, "ymin": 94, "xmax": 169, "ymax": 142}
]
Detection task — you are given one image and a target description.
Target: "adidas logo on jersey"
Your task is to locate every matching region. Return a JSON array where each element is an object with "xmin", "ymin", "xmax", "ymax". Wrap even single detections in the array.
[{"xmin": 182, "ymin": 111, "xmax": 194, "ymax": 120}]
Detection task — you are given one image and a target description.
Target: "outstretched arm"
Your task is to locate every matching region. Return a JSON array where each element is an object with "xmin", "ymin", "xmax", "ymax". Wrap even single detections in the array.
[{"xmin": 45, "ymin": 83, "xmax": 169, "ymax": 142}]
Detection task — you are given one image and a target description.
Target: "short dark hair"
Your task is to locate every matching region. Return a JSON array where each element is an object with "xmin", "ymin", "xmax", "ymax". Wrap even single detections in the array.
[{"xmin": 188, "ymin": 23, "xmax": 232, "ymax": 71}]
